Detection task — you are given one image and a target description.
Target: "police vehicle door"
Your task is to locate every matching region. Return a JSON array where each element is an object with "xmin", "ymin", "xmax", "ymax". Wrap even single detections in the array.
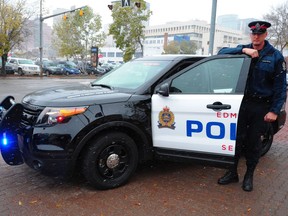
[{"xmin": 152, "ymin": 55, "xmax": 250, "ymax": 157}]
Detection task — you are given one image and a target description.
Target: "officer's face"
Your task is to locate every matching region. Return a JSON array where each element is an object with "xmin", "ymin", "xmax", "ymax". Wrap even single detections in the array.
[{"xmin": 250, "ymin": 32, "xmax": 267, "ymax": 48}]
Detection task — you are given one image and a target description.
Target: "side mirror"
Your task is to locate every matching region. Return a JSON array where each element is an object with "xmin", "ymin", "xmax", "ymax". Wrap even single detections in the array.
[{"xmin": 156, "ymin": 83, "xmax": 169, "ymax": 97}]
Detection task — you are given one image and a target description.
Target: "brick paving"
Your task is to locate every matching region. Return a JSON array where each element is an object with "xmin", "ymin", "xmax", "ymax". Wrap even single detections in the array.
[{"xmin": 0, "ymin": 77, "xmax": 287, "ymax": 216}]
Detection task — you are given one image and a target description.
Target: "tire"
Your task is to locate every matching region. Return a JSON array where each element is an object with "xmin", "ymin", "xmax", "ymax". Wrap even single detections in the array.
[
  {"xmin": 82, "ymin": 132, "xmax": 138, "ymax": 190},
  {"xmin": 260, "ymin": 123, "xmax": 274, "ymax": 156},
  {"xmin": 18, "ymin": 68, "xmax": 24, "ymax": 76}
]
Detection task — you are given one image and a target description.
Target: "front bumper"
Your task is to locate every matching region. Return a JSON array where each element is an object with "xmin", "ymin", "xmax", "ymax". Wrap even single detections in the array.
[
  {"xmin": 0, "ymin": 96, "xmax": 78, "ymax": 176},
  {"xmin": 20, "ymin": 134, "xmax": 74, "ymax": 176}
]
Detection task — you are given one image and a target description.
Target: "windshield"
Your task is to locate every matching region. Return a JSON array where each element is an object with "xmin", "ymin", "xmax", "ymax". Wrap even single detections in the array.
[
  {"xmin": 18, "ymin": 59, "xmax": 34, "ymax": 64},
  {"xmin": 66, "ymin": 61, "xmax": 77, "ymax": 67},
  {"xmin": 44, "ymin": 61, "xmax": 57, "ymax": 67},
  {"xmin": 91, "ymin": 60, "xmax": 170, "ymax": 89}
]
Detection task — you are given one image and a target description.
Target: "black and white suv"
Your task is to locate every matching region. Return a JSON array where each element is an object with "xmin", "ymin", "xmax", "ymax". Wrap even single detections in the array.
[{"xmin": 0, "ymin": 55, "xmax": 286, "ymax": 189}]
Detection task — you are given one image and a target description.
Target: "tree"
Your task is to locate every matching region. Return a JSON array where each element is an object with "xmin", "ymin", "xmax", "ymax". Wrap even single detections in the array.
[
  {"xmin": 0, "ymin": 0, "xmax": 30, "ymax": 75},
  {"xmin": 52, "ymin": 6, "xmax": 106, "ymax": 60},
  {"xmin": 164, "ymin": 40, "xmax": 198, "ymax": 54},
  {"xmin": 180, "ymin": 40, "xmax": 198, "ymax": 54},
  {"xmin": 163, "ymin": 41, "xmax": 180, "ymax": 54},
  {"xmin": 108, "ymin": 0, "xmax": 152, "ymax": 62},
  {"xmin": 263, "ymin": 1, "xmax": 288, "ymax": 53}
]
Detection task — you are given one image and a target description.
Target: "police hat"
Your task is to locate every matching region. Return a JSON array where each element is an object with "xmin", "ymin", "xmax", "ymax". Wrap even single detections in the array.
[{"xmin": 248, "ymin": 21, "xmax": 271, "ymax": 34}]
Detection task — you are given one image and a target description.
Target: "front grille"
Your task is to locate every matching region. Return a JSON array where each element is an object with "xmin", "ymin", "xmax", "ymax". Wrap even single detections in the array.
[{"xmin": 20, "ymin": 103, "xmax": 44, "ymax": 129}]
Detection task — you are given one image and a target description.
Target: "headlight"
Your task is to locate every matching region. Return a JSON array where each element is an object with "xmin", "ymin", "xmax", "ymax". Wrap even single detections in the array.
[{"xmin": 37, "ymin": 106, "xmax": 88, "ymax": 125}]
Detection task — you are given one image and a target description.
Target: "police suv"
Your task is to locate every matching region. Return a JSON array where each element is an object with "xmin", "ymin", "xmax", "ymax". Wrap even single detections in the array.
[{"xmin": 0, "ymin": 55, "xmax": 286, "ymax": 190}]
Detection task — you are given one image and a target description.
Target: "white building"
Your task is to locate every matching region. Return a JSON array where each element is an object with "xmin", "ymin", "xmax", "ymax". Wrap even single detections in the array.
[{"xmin": 143, "ymin": 19, "xmax": 249, "ymax": 56}]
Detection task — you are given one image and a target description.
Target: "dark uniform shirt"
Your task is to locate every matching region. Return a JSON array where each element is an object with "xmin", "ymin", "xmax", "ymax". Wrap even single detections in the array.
[{"xmin": 218, "ymin": 40, "xmax": 287, "ymax": 115}]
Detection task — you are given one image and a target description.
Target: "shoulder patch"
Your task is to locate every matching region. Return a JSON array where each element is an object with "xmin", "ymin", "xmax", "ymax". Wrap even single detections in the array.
[{"xmin": 282, "ymin": 61, "xmax": 286, "ymax": 71}]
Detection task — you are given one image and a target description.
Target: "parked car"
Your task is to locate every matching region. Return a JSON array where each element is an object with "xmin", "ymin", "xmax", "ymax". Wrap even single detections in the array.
[
  {"xmin": 8, "ymin": 57, "xmax": 40, "ymax": 75},
  {"xmin": 100, "ymin": 63, "xmax": 114, "ymax": 73},
  {"xmin": 0, "ymin": 54, "xmax": 286, "ymax": 190},
  {"xmin": 0, "ymin": 59, "xmax": 15, "ymax": 74},
  {"xmin": 95, "ymin": 66, "xmax": 107, "ymax": 75},
  {"xmin": 42, "ymin": 61, "xmax": 65, "ymax": 75},
  {"xmin": 57, "ymin": 61, "xmax": 81, "ymax": 75},
  {"xmin": 79, "ymin": 63, "xmax": 98, "ymax": 75}
]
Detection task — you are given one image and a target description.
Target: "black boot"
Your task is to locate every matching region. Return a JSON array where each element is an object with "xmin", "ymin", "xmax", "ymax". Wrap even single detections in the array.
[
  {"xmin": 242, "ymin": 164, "xmax": 256, "ymax": 192},
  {"xmin": 242, "ymin": 173, "xmax": 253, "ymax": 191},
  {"xmin": 218, "ymin": 170, "xmax": 239, "ymax": 185},
  {"xmin": 218, "ymin": 161, "xmax": 239, "ymax": 185}
]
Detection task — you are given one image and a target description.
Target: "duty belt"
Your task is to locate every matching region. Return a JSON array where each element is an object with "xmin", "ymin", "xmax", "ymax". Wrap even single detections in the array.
[{"xmin": 244, "ymin": 95, "xmax": 272, "ymax": 103}]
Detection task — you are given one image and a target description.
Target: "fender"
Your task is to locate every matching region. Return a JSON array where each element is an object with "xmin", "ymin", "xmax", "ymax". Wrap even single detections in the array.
[{"xmin": 71, "ymin": 120, "xmax": 153, "ymax": 165}]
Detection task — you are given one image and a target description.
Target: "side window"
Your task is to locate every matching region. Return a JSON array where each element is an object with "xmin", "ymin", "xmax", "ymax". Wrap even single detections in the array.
[{"xmin": 170, "ymin": 58, "xmax": 244, "ymax": 94}]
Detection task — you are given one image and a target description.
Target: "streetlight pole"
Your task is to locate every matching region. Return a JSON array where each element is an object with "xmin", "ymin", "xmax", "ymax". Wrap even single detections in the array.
[
  {"xmin": 208, "ymin": 0, "xmax": 217, "ymax": 55},
  {"xmin": 39, "ymin": 0, "xmax": 43, "ymax": 76},
  {"xmin": 39, "ymin": 4, "xmax": 87, "ymax": 77}
]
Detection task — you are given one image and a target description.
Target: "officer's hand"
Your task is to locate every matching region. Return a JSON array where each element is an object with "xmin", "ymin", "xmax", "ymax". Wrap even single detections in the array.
[
  {"xmin": 242, "ymin": 48, "xmax": 259, "ymax": 58},
  {"xmin": 264, "ymin": 112, "xmax": 278, "ymax": 122}
]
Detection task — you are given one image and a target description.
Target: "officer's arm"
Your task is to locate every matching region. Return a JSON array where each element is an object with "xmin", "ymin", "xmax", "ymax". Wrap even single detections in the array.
[
  {"xmin": 270, "ymin": 56, "xmax": 287, "ymax": 115},
  {"xmin": 217, "ymin": 45, "xmax": 244, "ymax": 55}
]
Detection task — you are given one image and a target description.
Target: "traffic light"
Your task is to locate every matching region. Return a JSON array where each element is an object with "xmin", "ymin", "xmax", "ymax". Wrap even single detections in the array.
[
  {"xmin": 79, "ymin": 9, "xmax": 84, "ymax": 16},
  {"xmin": 63, "ymin": 14, "xmax": 68, "ymax": 20},
  {"xmin": 135, "ymin": 2, "xmax": 141, "ymax": 8},
  {"xmin": 108, "ymin": 5, "xmax": 113, "ymax": 10}
]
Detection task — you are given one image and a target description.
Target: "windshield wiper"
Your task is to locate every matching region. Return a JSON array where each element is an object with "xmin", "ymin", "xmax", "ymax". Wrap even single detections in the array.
[{"xmin": 90, "ymin": 83, "xmax": 113, "ymax": 90}]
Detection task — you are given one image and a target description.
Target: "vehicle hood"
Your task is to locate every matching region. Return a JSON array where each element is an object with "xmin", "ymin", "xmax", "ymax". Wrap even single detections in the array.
[
  {"xmin": 20, "ymin": 64, "xmax": 39, "ymax": 68},
  {"xmin": 66, "ymin": 67, "xmax": 79, "ymax": 72},
  {"xmin": 47, "ymin": 66, "xmax": 62, "ymax": 70},
  {"xmin": 22, "ymin": 83, "xmax": 132, "ymax": 107}
]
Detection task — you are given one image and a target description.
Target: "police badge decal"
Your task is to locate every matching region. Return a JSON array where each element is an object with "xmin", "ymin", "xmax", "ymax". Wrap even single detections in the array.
[{"xmin": 158, "ymin": 106, "xmax": 176, "ymax": 129}]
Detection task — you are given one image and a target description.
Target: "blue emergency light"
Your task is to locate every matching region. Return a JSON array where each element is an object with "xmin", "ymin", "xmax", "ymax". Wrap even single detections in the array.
[{"xmin": 1, "ymin": 133, "xmax": 8, "ymax": 146}]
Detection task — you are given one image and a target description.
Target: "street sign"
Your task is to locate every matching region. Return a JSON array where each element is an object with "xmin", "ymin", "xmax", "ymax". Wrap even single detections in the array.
[{"xmin": 91, "ymin": 46, "xmax": 99, "ymax": 67}]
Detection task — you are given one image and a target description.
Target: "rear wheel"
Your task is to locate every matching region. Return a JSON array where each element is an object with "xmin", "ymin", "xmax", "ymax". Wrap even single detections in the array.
[
  {"xmin": 82, "ymin": 132, "xmax": 138, "ymax": 190},
  {"xmin": 260, "ymin": 123, "xmax": 274, "ymax": 156}
]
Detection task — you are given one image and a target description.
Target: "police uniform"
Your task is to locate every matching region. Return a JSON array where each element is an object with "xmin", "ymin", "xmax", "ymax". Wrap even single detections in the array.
[{"xmin": 217, "ymin": 21, "xmax": 287, "ymax": 191}]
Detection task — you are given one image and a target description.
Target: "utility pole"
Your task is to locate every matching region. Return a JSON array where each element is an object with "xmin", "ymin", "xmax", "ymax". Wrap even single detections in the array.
[
  {"xmin": 208, "ymin": 0, "xmax": 217, "ymax": 55},
  {"xmin": 39, "ymin": 1, "xmax": 86, "ymax": 76},
  {"xmin": 39, "ymin": 0, "xmax": 43, "ymax": 76}
]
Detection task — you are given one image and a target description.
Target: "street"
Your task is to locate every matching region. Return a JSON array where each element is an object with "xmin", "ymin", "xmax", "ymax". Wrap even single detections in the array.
[{"xmin": 0, "ymin": 77, "xmax": 288, "ymax": 216}]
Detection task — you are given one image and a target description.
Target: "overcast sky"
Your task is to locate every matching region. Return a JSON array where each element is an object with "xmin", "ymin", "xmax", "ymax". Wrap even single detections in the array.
[{"xmin": 31, "ymin": 0, "xmax": 287, "ymax": 26}]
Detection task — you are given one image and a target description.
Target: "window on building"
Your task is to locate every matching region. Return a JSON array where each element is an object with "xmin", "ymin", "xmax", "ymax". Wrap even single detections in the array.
[
  {"xmin": 116, "ymin": 52, "xmax": 123, "ymax": 57},
  {"xmin": 108, "ymin": 52, "xmax": 114, "ymax": 57}
]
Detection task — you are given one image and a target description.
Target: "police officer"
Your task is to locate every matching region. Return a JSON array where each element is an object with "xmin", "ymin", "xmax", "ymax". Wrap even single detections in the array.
[{"xmin": 217, "ymin": 21, "xmax": 287, "ymax": 192}]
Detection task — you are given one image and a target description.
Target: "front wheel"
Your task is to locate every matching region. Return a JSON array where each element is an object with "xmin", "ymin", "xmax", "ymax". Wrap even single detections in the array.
[
  {"xmin": 260, "ymin": 123, "xmax": 274, "ymax": 156},
  {"xmin": 82, "ymin": 132, "xmax": 138, "ymax": 190},
  {"xmin": 18, "ymin": 68, "xmax": 24, "ymax": 76}
]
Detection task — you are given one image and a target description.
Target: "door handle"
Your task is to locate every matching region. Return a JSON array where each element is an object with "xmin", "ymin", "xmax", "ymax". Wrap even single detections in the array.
[{"xmin": 207, "ymin": 102, "xmax": 231, "ymax": 111}]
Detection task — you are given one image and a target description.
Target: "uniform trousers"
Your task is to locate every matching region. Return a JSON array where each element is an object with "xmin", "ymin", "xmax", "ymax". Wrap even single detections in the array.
[{"xmin": 234, "ymin": 97, "xmax": 271, "ymax": 168}]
